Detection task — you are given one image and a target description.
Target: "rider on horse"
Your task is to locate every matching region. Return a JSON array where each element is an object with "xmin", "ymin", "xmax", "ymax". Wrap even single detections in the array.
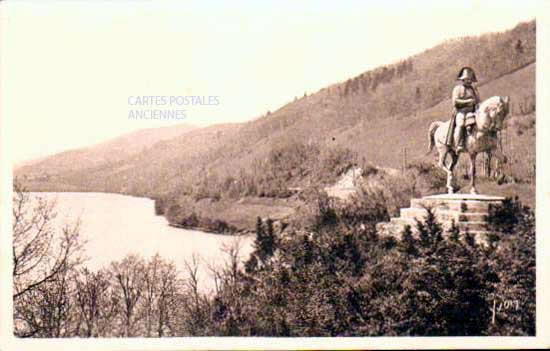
[{"xmin": 446, "ymin": 67, "xmax": 480, "ymax": 152}]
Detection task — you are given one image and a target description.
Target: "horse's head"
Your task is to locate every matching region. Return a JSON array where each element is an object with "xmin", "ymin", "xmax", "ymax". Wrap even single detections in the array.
[{"xmin": 478, "ymin": 96, "xmax": 510, "ymax": 132}]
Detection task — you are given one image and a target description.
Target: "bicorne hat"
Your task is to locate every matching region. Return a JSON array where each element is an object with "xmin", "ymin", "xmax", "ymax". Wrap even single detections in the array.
[{"xmin": 457, "ymin": 66, "xmax": 477, "ymax": 82}]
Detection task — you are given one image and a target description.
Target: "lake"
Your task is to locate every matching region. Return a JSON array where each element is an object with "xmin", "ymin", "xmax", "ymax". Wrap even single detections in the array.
[{"xmin": 30, "ymin": 192, "xmax": 254, "ymax": 292}]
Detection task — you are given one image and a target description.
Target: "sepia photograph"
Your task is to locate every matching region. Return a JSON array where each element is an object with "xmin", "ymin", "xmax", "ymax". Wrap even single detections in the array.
[{"xmin": 0, "ymin": 0, "xmax": 548, "ymax": 349}]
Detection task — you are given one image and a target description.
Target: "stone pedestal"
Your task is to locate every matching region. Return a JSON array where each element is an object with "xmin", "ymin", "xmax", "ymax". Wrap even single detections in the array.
[{"xmin": 376, "ymin": 193, "xmax": 505, "ymax": 244}]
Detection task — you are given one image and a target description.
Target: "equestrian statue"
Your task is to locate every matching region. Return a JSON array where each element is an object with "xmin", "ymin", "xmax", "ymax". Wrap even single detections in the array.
[{"xmin": 426, "ymin": 67, "xmax": 510, "ymax": 194}]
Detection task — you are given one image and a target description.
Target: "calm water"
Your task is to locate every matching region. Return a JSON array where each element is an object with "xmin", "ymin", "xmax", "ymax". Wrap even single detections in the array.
[{"xmin": 31, "ymin": 192, "xmax": 254, "ymax": 291}]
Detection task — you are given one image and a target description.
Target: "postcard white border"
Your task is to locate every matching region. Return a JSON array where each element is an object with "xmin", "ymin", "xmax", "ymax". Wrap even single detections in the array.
[{"xmin": 1, "ymin": 1, "xmax": 549, "ymax": 350}]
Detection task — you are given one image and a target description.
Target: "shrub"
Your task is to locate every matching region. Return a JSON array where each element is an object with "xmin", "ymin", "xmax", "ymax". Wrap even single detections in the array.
[
  {"xmin": 356, "ymin": 174, "xmax": 411, "ymax": 218},
  {"xmin": 404, "ymin": 161, "xmax": 447, "ymax": 195},
  {"xmin": 153, "ymin": 197, "xmax": 165, "ymax": 215},
  {"xmin": 486, "ymin": 196, "xmax": 535, "ymax": 335},
  {"xmin": 487, "ymin": 196, "xmax": 533, "ymax": 234},
  {"xmin": 339, "ymin": 186, "xmax": 390, "ymax": 229}
]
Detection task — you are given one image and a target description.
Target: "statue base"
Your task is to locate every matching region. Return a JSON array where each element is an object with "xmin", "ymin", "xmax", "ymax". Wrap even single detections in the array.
[{"xmin": 376, "ymin": 193, "xmax": 505, "ymax": 245}]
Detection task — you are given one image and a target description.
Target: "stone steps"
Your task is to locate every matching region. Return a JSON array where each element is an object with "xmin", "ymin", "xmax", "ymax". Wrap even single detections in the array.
[
  {"xmin": 399, "ymin": 208, "xmax": 488, "ymax": 222},
  {"xmin": 378, "ymin": 222, "xmax": 491, "ymax": 245},
  {"xmin": 410, "ymin": 198, "xmax": 500, "ymax": 213},
  {"xmin": 376, "ymin": 193, "xmax": 504, "ymax": 246},
  {"xmin": 389, "ymin": 217, "xmax": 488, "ymax": 232}
]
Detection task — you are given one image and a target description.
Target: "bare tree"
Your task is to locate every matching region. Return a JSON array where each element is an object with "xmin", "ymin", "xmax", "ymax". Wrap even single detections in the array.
[
  {"xmin": 205, "ymin": 238, "xmax": 250, "ymax": 335},
  {"xmin": 15, "ymin": 265, "xmax": 77, "ymax": 337},
  {"xmin": 222, "ymin": 238, "xmax": 245, "ymax": 285},
  {"xmin": 73, "ymin": 268, "xmax": 119, "ymax": 337},
  {"xmin": 183, "ymin": 254, "xmax": 201, "ymax": 304},
  {"xmin": 142, "ymin": 254, "xmax": 181, "ymax": 337},
  {"xmin": 12, "ymin": 180, "xmax": 85, "ymax": 337},
  {"xmin": 205, "ymin": 238, "xmax": 247, "ymax": 294},
  {"xmin": 110, "ymin": 254, "xmax": 145, "ymax": 337},
  {"xmin": 153, "ymin": 259, "xmax": 180, "ymax": 337},
  {"xmin": 179, "ymin": 253, "xmax": 211, "ymax": 335}
]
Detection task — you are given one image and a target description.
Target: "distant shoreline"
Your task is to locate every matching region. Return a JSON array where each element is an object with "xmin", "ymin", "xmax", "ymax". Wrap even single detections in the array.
[{"xmin": 168, "ymin": 222, "xmax": 253, "ymax": 236}]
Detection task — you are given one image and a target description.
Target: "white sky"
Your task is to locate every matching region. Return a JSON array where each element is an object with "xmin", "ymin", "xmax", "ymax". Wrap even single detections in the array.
[{"xmin": 0, "ymin": 0, "xmax": 540, "ymax": 162}]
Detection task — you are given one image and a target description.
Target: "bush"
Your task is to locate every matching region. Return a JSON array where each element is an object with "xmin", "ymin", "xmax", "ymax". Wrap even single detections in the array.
[
  {"xmin": 338, "ymin": 186, "xmax": 390, "ymax": 229},
  {"xmin": 291, "ymin": 188, "xmax": 339, "ymax": 231},
  {"xmin": 317, "ymin": 146, "xmax": 357, "ymax": 182},
  {"xmin": 355, "ymin": 174, "xmax": 412, "ymax": 218},
  {"xmin": 210, "ymin": 219, "xmax": 236, "ymax": 234},
  {"xmin": 487, "ymin": 196, "xmax": 533, "ymax": 234},
  {"xmin": 153, "ymin": 197, "xmax": 165, "ymax": 215},
  {"xmin": 486, "ymin": 196, "xmax": 535, "ymax": 335},
  {"xmin": 404, "ymin": 161, "xmax": 447, "ymax": 194}
]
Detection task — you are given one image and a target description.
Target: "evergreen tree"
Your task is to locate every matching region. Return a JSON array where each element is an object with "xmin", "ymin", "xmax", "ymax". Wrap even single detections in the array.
[
  {"xmin": 245, "ymin": 217, "xmax": 266, "ymax": 270},
  {"xmin": 244, "ymin": 254, "xmax": 258, "ymax": 274},
  {"xmin": 395, "ymin": 212, "xmax": 494, "ymax": 335},
  {"xmin": 415, "ymin": 207, "xmax": 442, "ymax": 249},
  {"xmin": 251, "ymin": 217, "xmax": 278, "ymax": 266},
  {"xmin": 464, "ymin": 230, "xmax": 476, "ymax": 248},
  {"xmin": 448, "ymin": 219, "xmax": 460, "ymax": 242},
  {"xmin": 264, "ymin": 218, "xmax": 276, "ymax": 258},
  {"xmin": 398, "ymin": 225, "xmax": 418, "ymax": 256}
]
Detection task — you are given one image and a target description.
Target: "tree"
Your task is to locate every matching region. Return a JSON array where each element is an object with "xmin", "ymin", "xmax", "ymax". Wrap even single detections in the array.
[
  {"xmin": 487, "ymin": 198, "xmax": 535, "ymax": 335},
  {"xmin": 245, "ymin": 217, "xmax": 265, "ymax": 271},
  {"xmin": 448, "ymin": 219, "xmax": 460, "ymax": 242},
  {"xmin": 414, "ymin": 207, "xmax": 442, "ymax": 249},
  {"xmin": 515, "ymin": 39, "xmax": 524, "ymax": 54},
  {"xmin": 110, "ymin": 254, "xmax": 145, "ymax": 337},
  {"xmin": 262, "ymin": 218, "xmax": 277, "ymax": 260},
  {"xmin": 142, "ymin": 254, "xmax": 181, "ymax": 337},
  {"xmin": 15, "ymin": 265, "xmax": 77, "ymax": 337},
  {"xmin": 73, "ymin": 268, "xmax": 118, "ymax": 337},
  {"xmin": 380, "ymin": 217, "xmax": 495, "ymax": 336},
  {"xmin": 249, "ymin": 217, "xmax": 278, "ymax": 267},
  {"xmin": 12, "ymin": 180, "xmax": 85, "ymax": 337},
  {"xmin": 398, "ymin": 225, "xmax": 418, "ymax": 256}
]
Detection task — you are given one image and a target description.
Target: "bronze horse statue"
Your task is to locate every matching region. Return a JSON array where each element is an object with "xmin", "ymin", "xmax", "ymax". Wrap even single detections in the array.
[{"xmin": 426, "ymin": 96, "xmax": 510, "ymax": 194}]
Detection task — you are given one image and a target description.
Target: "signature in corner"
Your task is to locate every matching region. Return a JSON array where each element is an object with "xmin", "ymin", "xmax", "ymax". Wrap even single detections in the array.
[{"xmin": 490, "ymin": 298, "xmax": 520, "ymax": 324}]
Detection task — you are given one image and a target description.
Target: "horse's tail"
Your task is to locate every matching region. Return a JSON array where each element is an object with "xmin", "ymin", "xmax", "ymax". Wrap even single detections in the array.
[{"xmin": 425, "ymin": 121, "xmax": 442, "ymax": 156}]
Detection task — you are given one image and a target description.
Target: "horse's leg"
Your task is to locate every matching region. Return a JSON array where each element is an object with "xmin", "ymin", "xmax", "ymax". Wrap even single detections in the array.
[
  {"xmin": 439, "ymin": 147, "xmax": 455, "ymax": 194},
  {"xmin": 448, "ymin": 151, "xmax": 460, "ymax": 192},
  {"xmin": 469, "ymin": 152, "xmax": 478, "ymax": 194},
  {"xmin": 438, "ymin": 148, "xmax": 448, "ymax": 169},
  {"xmin": 449, "ymin": 151, "xmax": 459, "ymax": 172}
]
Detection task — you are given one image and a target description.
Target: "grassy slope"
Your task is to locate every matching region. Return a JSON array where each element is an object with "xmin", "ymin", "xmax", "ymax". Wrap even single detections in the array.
[{"xmin": 336, "ymin": 62, "xmax": 535, "ymax": 169}]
